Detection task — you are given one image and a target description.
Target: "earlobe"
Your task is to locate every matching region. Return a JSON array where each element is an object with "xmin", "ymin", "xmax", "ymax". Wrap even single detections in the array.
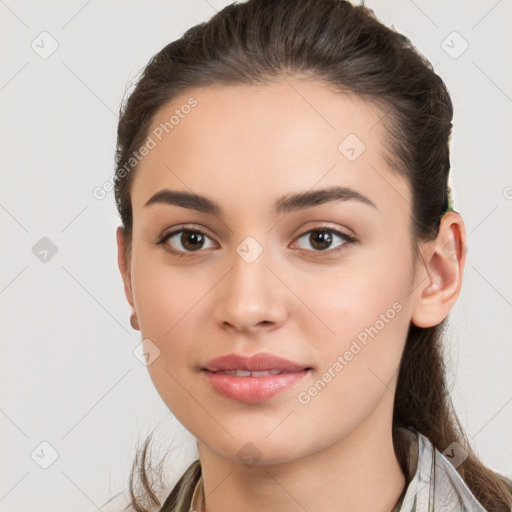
[
  {"xmin": 411, "ymin": 212, "xmax": 467, "ymax": 328},
  {"xmin": 116, "ymin": 226, "xmax": 139, "ymax": 329}
]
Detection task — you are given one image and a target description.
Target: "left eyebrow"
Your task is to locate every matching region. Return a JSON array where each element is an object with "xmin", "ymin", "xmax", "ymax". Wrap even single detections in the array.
[
  {"xmin": 275, "ymin": 186, "xmax": 377, "ymax": 214},
  {"xmin": 143, "ymin": 185, "xmax": 377, "ymax": 217}
]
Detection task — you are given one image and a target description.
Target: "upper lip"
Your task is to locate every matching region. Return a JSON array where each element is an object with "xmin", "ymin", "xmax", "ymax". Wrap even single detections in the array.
[{"xmin": 202, "ymin": 352, "xmax": 310, "ymax": 372}]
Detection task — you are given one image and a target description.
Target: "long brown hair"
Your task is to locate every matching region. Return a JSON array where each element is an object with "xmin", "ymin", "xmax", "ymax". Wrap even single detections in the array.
[{"xmin": 113, "ymin": 1, "xmax": 512, "ymax": 510}]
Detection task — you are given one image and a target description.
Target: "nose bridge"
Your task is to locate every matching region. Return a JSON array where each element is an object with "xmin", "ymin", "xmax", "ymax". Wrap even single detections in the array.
[{"xmin": 213, "ymin": 234, "xmax": 286, "ymax": 331}]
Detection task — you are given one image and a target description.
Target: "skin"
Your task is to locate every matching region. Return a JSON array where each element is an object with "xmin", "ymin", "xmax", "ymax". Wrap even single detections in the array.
[{"xmin": 116, "ymin": 76, "xmax": 467, "ymax": 512}]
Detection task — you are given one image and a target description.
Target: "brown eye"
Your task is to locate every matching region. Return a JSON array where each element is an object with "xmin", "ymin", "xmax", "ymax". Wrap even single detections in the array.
[
  {"xmin": 158, "ymin": 228, "xmax": 216, "ymax": 255},
  {"xmin": 295, "ymin": 228, "xmax": 355, "ymax": 253},
  {"xmin": 180, "ymin": 231, "xmax": 205, "ymax": 251},
  {"xmin": 309, "ymin": 231, "xmax": 333, "ymax": 250}
]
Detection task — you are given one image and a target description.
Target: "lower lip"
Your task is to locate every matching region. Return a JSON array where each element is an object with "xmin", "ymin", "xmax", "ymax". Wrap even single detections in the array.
[{"xmin": 202, "ymin": 370, "xmax": 310, "ymax": 403}]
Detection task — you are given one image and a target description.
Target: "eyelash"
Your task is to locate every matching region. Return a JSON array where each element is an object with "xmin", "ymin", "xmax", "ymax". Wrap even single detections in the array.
[{"xmin": 155, "ymin": 225, "xmax": 357, "ymax": 258}]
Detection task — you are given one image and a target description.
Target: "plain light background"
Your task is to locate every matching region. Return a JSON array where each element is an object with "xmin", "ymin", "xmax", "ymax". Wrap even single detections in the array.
[{"xmin": 0, "ymin": 1, "xmax": 511, "ymax": 511}]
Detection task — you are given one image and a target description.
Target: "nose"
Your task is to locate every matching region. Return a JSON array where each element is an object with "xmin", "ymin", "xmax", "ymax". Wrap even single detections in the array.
[{"xmin": 212, "ymin": 243, "xmax": 288, "ymax": 335}]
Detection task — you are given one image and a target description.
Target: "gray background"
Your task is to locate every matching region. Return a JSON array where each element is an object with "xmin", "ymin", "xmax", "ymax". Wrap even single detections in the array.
[{"xmin": 0, "ymin": 0, "xmax": 511, "ymax": 510}]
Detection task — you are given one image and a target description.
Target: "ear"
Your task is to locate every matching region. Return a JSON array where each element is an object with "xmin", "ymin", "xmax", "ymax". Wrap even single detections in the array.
[
  {"xmin": 116, "ymin": 226, "xmax": 139, "ymax": 330},
  {"xmin": 411, "ymin": 212, "xmax": 467, "ymax": 328}
]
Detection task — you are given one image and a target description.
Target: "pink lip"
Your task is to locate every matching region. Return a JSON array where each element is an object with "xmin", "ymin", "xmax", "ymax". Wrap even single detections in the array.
[
  {"xmin": 203, "ymin": 352, "xmax": 309, "ymax": 372},
  {"xmin": 201, "ymin": 352, "xmax": 311, "ymax": 403}
]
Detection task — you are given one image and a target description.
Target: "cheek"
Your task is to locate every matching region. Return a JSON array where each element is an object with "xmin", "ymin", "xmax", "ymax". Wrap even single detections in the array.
[
  {"xmin": 134, "ymin": 271, "xmax": 199, "ymax": 425},
  {"xmin": 132, "ymin": 255, "xmax": 207, "ymax": 339},
  {"xmin": 294, "ymin": 252, "xmax": 412, "ymax": 343},
  {"xmin": 130, "ymin": 260, "xmax": 201, "ymax": 386},
  {"xmin": 290, "ymin": 277, "xmax": 409, "ymax": 445},
  {"xmin": 292, "ymin": 251, "xmax": 412, "ymax": 394}
]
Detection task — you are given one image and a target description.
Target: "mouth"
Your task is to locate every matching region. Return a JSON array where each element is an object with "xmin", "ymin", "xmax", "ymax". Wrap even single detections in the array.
[
  {"xmin": 201, "ymin": 352, "xmax": 312, "ymax": 403},
  {"xmin": 208, "ymin": 369, "xmax": 299, "ymax": 377}
]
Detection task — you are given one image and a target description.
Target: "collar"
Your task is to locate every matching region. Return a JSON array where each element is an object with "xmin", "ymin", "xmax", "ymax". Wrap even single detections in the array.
[{"xmin": 189, "ymin": 473, "xmax": 204, "ymax": 512}]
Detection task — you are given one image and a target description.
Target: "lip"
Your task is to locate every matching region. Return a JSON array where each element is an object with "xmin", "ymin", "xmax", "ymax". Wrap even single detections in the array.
[
  {"xmin": 201, "ymin": 352, "xmax": 311, "ymax": 403},
  {"xmin": 203, "ymin": 352, "xmax": 309, "ymax": 372}
]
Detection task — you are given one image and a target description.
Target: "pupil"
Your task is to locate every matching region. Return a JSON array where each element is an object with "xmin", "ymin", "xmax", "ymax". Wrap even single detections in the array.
[
  {"xmin": 182, "ymin": 232, "xmax": 203, "ymax": 251},
  {"xmin": 311, "ymin": 231, "xmax": 331, "ymax": 250}
]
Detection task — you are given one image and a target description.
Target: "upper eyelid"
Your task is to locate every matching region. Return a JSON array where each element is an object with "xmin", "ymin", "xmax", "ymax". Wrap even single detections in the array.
[
  {"xmin": 161, "ymin": 224, "xmax": 352, "ymax": 240},
  {"xmin": 163, "ymin": 226, "xmax": 215, "ymax": 241},
  {"xmin": 292, "ymin": 222, "xmax": 355, "ymax": 240},
  {"xmin": 163, "ymin": 221, "xmax": 353, "ymax": 238}
]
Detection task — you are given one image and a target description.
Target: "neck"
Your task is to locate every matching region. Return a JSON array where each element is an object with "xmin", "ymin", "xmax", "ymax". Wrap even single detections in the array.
[{"xmin": 196, "ymin": 395, "xmax": 407, "ymax": 512}]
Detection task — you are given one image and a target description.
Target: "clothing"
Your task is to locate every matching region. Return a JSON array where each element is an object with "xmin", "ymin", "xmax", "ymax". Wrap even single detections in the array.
[
  {"xmin": 167, "ymin": 426, "xmax": 488, "ymax": 511},
  {"xmin": 389, "ymin": 426, "xmax": 487, "ymax": 511}
]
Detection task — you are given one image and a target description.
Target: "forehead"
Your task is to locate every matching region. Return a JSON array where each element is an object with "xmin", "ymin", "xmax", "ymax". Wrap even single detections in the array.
[{"xmin": 130, "ymin": 77, "xmax": 411, "ymax": 221}]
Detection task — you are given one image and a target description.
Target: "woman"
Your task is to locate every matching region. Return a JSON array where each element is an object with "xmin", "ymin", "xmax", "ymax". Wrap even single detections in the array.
[{"xmin": 113, "ymin": 0, "xmax": 512, "ymax": 510}]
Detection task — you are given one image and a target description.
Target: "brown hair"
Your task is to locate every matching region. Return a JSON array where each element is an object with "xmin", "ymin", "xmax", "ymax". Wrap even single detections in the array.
[{"xmin": 113, "ymin": 1, "xmax": 512, "ymax": 510}]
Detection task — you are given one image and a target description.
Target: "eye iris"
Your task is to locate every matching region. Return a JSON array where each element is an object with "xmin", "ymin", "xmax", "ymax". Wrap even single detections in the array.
[
  {"xmin": 181, "ymin": 231, "xmax": 204, "ymax": 251},
  {"xmin": 310, "ymin": 230, "xmax": 332, "ymax": 250}
]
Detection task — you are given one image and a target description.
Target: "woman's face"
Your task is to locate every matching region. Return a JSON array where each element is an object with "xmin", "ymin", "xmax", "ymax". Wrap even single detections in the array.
[{"xmin": 119, "ymin": 77, "xmax": 426, "ymax": 465}]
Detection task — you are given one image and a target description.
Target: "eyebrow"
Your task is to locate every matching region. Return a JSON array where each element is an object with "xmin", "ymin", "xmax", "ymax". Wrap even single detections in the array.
[{"xmin": 144, "ymin": 186, "xmax": 377, "ymax": 216}]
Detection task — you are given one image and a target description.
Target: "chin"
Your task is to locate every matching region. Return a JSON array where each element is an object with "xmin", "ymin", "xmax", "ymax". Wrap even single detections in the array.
[{"xmin": 195, "ymin": 424, "xmax": 317, "ymax": 468}]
